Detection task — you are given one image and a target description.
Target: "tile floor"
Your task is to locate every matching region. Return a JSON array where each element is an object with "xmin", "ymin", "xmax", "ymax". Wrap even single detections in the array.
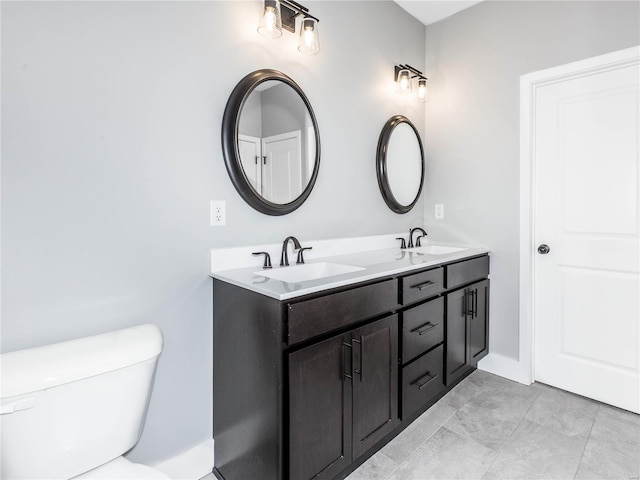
[
  {"xmin": 346, "ymin": 370, "xmax": 640, "ymax": 480},
  {"xmin": 204, "ymin": 370, "xmax": 640, "ymax": 480}
]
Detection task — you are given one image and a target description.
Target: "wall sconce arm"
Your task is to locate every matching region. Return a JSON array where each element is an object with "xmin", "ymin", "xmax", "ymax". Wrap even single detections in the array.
[
  {"xmin": 394, "ymin": 64, "xmax": 427, "ymax": 82},
  {"xmin": 280, "ymin": 0, "xmax": 319, "ymax": 32}
]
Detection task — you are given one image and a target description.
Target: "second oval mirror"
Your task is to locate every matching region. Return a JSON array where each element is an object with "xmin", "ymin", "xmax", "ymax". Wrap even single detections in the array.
[
  {"xmin": 222, "ymin": 69, "xmax": 321, "ymax": 216},
  {"xmin": 376, "ymin": 115, "xmax": 425, "ymax": 214}
]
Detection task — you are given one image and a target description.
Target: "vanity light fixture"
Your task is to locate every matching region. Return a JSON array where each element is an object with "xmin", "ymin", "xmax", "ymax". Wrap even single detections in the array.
[
  {"xmin": 396, "ymin": 68, "xmax": 412, "ymax": 95},
  {"xmin": 417, "ymin": 78, "xmax": 429, "ymax": 102},
  {"xmin": 258, "ymin": 0, "xmax": 320, "ymax": 55},
  {"xmin": 257, "ymin": 0, "xmax": 283, "ymax": 38},
  {"xmin": 395, "ymin": 64, "xmax": 428, "ymax": 101}
]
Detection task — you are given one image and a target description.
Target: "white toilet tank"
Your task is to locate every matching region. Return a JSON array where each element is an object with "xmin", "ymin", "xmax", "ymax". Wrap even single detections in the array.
[{"xmin": 0, "ymin": 324, "xmax": 164, "ymax": 480}]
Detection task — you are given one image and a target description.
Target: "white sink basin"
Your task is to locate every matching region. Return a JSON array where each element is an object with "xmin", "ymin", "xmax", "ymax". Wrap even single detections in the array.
[
  {"xmin": 408, "ymin": 245, "xmax": 467, "ymax": 255},
  {"xmin": 255, "ymin": 262, "xmax": 365, "ymax": 283}
]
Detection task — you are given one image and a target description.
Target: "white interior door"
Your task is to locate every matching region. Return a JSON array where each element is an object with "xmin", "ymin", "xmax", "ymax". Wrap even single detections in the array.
[
  {"xmin": 261, "ymin": 131, "xmax": 302, "ymax": 204},
  {"xmin": 533, "ymin": 51, "xmax": 640, "ymax": 413},
  {"xmin": 238, "ymin": 134, "xmax": 262, "ymax": 192}
]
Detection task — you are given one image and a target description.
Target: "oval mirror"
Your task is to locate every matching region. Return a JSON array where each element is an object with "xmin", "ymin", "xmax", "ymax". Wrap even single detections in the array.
[
  {"xmin": 222, "ymin": 69, "xmax": 321, "ymax": 216},
  {"xmin": 376, "ymin": 115, "xmax": 425, "ymax": 214}
]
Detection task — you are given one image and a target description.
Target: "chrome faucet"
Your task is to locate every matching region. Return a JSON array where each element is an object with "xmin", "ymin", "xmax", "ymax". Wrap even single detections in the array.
[
  {"xmin": 280, "ymin": 236, "xmax": 302, "ymax": 267},
  {"xmin": 408, "ymin": 227, "xmax": 427, "ymax": 248}
]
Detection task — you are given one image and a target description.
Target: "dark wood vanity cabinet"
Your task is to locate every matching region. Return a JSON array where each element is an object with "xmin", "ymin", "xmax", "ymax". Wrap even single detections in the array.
[
  {"xmin": 288, "ymin": 333, "xmax": 352, "ymax": 480},
  {"xmin": 212, "ymin": 254, "xmax": 489, "ymax": 480},
  {"xmin": 289, "ymin": 314, "xmax": 398, "ymax": 480},
  {"xmin": 445, "ymin": 257, "xmax": 490, "ymax": 386}
]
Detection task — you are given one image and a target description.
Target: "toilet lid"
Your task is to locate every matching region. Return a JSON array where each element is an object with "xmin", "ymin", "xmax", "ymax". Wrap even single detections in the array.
[{"xmin": 73, "ymin": 457, "xmax": 170, "ymax": 480}]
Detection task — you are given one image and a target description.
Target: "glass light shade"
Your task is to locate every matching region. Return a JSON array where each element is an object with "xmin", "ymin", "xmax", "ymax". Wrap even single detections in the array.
[
  {"xmin": 417, "ymin": 78, "xmax": 428, "ymax": 102},
  {"xmin": 298, "ymin": 18, "xmax": 320, "ymax": 55},
  {"xmin": 396, "ymin": 69, "xmax": 412, "ymax": 95},
  {"xmin": 258, "ymin": 0, "xmax": 282, "ymax": 38}
]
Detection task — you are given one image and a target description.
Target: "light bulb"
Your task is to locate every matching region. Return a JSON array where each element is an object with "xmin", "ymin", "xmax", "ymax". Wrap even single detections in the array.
[
  {"xmin": 417, "ymin": 78, "xmax": 428, "ymax": 102},
  {"xmin": 258, "ymin": 0, "xmax": 282, "ymax": 38},
  {"xmin": 265, "ymin": 9, "xmax": 276, "ymax": 30},
  {"xmin": 298, "ymin": 18, "xmax": 320, "ymax": 55},
  {"xmin": 397, "ymin": 69, "xmax": 412, "ymax": 95}
]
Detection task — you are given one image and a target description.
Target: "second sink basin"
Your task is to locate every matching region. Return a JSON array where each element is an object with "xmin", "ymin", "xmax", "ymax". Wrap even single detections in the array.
[
  {"xmin": 408, "ymin": 245, "xmax": 467, "ymax": 255},
  {"xmin": 255, "ymin": 262, "xmax": 365, "ymax": 283}
]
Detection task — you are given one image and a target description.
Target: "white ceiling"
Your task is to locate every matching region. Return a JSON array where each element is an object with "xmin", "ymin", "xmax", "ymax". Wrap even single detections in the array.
[{"xmin": 394, "ymin": 0, "xmax": 484, "ymax": 25}]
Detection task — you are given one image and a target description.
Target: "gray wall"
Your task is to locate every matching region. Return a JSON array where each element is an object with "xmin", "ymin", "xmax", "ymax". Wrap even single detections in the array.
[
  {"xmin": 1, "ymin": 0, "xmax": 425, "ymax": 463},
  {"xmin": 423, "ymin": 1, "xmax": 640, "ymax": 359},
  {"xmin": 238, "ymin": 90, "xmax": 263, "ymax": 138},
  {"xmin": 262, "ymin": 83, "xmax": 307, "ymax": 138}
]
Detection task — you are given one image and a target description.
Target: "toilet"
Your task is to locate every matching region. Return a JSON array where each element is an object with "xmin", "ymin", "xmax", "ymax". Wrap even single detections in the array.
[{"xmin": 0, "ymin": 324, "xmax": 170, "ymax": 479}]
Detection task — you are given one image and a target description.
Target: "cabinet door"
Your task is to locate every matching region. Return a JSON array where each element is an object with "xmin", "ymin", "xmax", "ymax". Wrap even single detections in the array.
[
  {"xmin": 351, "ymin": 315, "xmax": 399, "ymax": 459},
  {"xmin": 445, "ymin": 288, "xmax": 471, "ymax": 386},
  {"xmin": 469, "ymin": 279, "xmax": 489, "ymax": 364},
  {"xmin": 289, "ymin": 333, "xmax": 352, "ymax": 480}
]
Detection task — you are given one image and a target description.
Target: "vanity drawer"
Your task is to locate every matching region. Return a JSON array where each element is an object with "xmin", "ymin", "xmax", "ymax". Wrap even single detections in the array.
[
  {"xmin": 400, "ymin": 267, "xmax": 444, "ymax": 306},
  {"xmin": 402, "ymin": 345, "xmax": 444, "ymax": 420},
  {"xmin": 287, "ymin": 279, "xmax": 398, "ymax": 345},
  {"xmin": 402, "ymin": 297, "xmax": 444, "ymax": 364},
  {"xmin": 446, "ymin": 256, "xmax": 489, "ymax": 290}
]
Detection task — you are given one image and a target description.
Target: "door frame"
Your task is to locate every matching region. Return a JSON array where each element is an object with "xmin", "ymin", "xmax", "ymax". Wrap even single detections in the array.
[{"xmin": 518, "ymin": 45, "xmax": 640, "ymax": 385}]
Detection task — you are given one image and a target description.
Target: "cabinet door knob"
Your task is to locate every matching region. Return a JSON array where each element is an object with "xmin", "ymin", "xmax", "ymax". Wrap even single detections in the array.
[{"xmin": 537, "ymin": 244, "xmax": 550, "ymax": 254}]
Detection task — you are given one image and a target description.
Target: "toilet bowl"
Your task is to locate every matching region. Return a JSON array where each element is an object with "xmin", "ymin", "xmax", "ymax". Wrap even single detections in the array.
[{"xmin": 0, "ymin": 324, "xmax": 169, "ymax": 479}]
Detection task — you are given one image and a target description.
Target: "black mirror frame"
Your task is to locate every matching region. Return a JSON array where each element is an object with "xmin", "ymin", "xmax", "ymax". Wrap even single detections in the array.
[
  {"xmin": 221, "ymin": 69, "xmax": 321, "ymax": 216},
  {"xmin": 376, "ymin": 115, "xmax": 425, "ymax": 214}
]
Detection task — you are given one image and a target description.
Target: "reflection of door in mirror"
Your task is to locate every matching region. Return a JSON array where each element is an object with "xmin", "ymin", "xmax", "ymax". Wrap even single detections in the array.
[
  {"xmin": 239, "ymin": 131, "xmax": 302, "ymax": 202},
  {"xmin": 238, "ymin": 134, "xmax": 261, "ymax": 192},
  {"xmin": 262, "ymin": 131, "xmax": 302, "ymax": 203}
]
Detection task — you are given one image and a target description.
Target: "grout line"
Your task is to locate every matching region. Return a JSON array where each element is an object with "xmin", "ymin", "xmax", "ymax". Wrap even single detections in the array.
[
  {"xmin": 382, "ymin": 386, "xmax": 464, "ymax": 478},
  {"xmin": 572, "ymin": 404, "xmax": 599, "ymax": 480},
  {"xmin": 479, "ymin": 382, "xmax": 545, "ymax": 479}
]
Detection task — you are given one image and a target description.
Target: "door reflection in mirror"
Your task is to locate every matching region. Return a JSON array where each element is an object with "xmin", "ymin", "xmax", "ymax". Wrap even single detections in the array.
[{"xmin": 238, "ymin": 80, "xmax": 315, "ymax": 204}]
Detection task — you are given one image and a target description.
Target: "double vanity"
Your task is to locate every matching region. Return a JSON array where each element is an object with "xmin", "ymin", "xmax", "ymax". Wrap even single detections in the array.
[
  {"xmin": 211, "ymin": 235, "xmax": 490, "ymax": 480},
  {"xmin": 213, "ymin": 63, "xmax": 487, "ymax": 479}
]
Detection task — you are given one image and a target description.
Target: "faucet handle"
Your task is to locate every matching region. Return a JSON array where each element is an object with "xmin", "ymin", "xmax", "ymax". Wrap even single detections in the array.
[
  {"xmin": 296, "ymin": 247, "xmax": 313, "ymax": 264},
  {"xmin": 252, "ymin": 252, "xmax": 272, "ymax": 269},
  {"xmin": 416, "ymin": 235, "xmax": 425, "ymax": 247},
  {"xmin": 396, "ymin": 237, "xmax": 407, "ymax": 249}
]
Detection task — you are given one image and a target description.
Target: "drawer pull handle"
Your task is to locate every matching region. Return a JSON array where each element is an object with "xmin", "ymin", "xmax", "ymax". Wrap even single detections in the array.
[
  {"xmin": 411, "ymin": 321, "xmax": 438, "ymax": 335},
  {"xmin": 411, "ymin": 280, "xmax": 437, "ymax": 291},
  {"xmin": 411, "ymin": 371, "xmax": 438, "ymax": 390}
]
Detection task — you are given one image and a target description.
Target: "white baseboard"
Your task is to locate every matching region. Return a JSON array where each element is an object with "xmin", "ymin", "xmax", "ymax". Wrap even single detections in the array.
[
  {"xmin": 152, "ymin": 439, "xmax": 214, "ymax": 480},
  {"xmin": 478, "ymin": 352, "xmax": 532, "ymax": 386}
]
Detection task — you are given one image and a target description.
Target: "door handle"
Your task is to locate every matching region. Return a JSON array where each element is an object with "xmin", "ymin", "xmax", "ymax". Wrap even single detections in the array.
[
  {"xmin": 342, "ymin": 342, "xmax": 353, "ymax": 381},
  {"xmin": 352, "ymin": 337, "xmax": 363, "ymax": 382},
  {"xmin": 466, "ymin": 289, "xmax": 474, "ymax": 317},
  {"xmin": 538, "ymin": 244, "xmax": 550, "ymax": 254},
  {"xmin": 467, "ymin": 290, "xmax": 477, "ymax": 319}
]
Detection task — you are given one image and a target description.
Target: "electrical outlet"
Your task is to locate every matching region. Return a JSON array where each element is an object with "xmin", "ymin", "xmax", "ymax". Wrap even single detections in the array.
[
  {"xmin": 211, "ymin": 200, "xmax": 226, "ymax": 226},
  {"xmin": 435, "ymin": 204, "xmax": 444, "ymax": 219}
]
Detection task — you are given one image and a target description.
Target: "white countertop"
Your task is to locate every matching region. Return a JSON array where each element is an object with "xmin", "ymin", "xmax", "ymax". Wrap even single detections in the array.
[{"xmin": 210, "ymin": 234, "xmax": 489, "ymax": 301}]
